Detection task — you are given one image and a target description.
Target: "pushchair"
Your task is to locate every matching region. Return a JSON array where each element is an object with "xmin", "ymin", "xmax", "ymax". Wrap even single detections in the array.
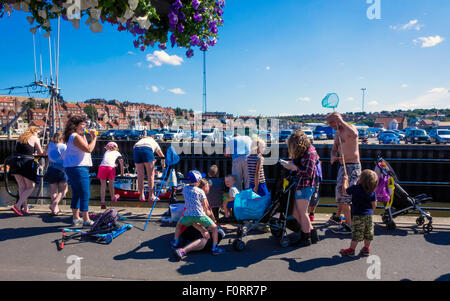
[
  {"xmin": 231, "ymin": 163, "xmax": 301, "ymax": 251},
  {"xmin": 374, "ymin": 156, "xmax": 433, "ymax": 233},
  {"xmin": 57, "ymin": 208, "xmax": 133, "ymax": 250}
]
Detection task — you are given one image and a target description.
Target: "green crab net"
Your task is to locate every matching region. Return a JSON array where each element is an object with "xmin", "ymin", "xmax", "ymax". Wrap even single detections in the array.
[{"xmin": 321, "ymin": 93, "xmax": 340, "ymax": 110}]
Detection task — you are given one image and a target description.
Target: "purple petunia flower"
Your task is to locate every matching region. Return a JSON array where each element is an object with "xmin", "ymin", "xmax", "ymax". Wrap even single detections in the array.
[
  {"xmin": 133, "ymin": 40, "xmax": 139, "ymax": 48},
  {"xmin": 178, "ymin": 11, "xmax": 186, "ymax": 21},
  {"xmin": 177, "ymin": 23, "xmax": 184, "ymax": 33},
  {"xmin": 159, "ymin": 43, "xmax": 167, "ymax": 50},
  {"xmin": 186, "ymin": 49, "xmax": 194, "ymax": 58},
  {"xmin": 200, "ymin": 41, "xmax": 209, "ymax": 51},
  {"xmin": 170, "ymin": 34, "xmax": 177, "ymax": 48},
  {"xmin": 192, "ymin": 0, "xmax": 200, "ymax": 10},
  {"xmin": 172, "ymin": 0, "xmax": 183, "ymax": 11},
  {"xmin": 168, "ymin": 11, "xmax": 178, "ymax": 26},
  {"xmin": 193, "ymin": 13, "xmax": 202, "ymax": 22},
  {"xmin": 140, "ymin": 45, "xmax": 146, "ymax": 51},
  {"xmin": 208, "ymin": 38, "xmax": 217, "ymax": 46},
  {"xmin": 190, "ymin": 35, "xmax": 200, "ymax": 46}
]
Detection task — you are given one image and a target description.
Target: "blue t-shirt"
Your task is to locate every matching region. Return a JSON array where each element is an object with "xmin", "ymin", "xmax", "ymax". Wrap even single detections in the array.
[{"xmin": 346, "ymin": 184, "xmax": 376, "ymax": 216}]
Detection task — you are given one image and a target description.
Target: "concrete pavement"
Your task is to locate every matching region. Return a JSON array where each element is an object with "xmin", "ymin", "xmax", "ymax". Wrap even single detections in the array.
[{"xmin": 1, "ymin": 204, "xmax": 449, "ymax": 281}]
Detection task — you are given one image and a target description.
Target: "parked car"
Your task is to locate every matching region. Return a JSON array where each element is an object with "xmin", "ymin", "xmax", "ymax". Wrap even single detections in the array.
[
  {"xmin": 404, "ymin": 129, "xmax": 432, "ymax": 144},
  {"xmin": 279, "ymin": 129, "xmax": 293, "ymax": 143},
  {"xmin": 378, "ymin": 133, "xmax": 401, "ymax": 144},
  {"xmin": 163, "ymin": 128, "xmax": 184, "ymax": 141},
  {"xmin": 313, "ymin": 130, "xmax": 327, "ymax": 140},
  {"xmin": 201, "ymin": 128, "xmax": 221, "ymax": 143},
  {"xmin": 114, "ymin": 130, "xmax": 132, "ymax": 140},
  {"xmin": 152, "ymin": 128, "xmax": 167, "ymax": 141},
  {"xmin": 357, "ymin": 128, "xmax": 369, "ymax": 140},
  {"xmin": 429, "ymin": 128, "xmax": 450, "ymax": 144},
  {"xmin": 392, "ymin": 129, "xmax": 405, "ymax": 140},
  {"xmin": 128, "ymin": 130, "xmax": 145, "ymax": 140},
  {"xmin": 315, "ymin": 126, "xmax": 336, "ymax": 139},
  {"xmin": 303, "ymin": 129, "xmax": 314, "ymax": 144},
  {"xmin": 100, "ymin": 129, "xmax": 118, "ymax": 140}
]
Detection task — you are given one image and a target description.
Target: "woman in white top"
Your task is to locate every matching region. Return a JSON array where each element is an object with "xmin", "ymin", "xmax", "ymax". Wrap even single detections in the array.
[
  {"xmin": 63, "ymin": 115, "xmax": 97, "ymax": 227},
  {"xmin": 133, "ymin": 135, "xmax": 165, "ymax": 202}
]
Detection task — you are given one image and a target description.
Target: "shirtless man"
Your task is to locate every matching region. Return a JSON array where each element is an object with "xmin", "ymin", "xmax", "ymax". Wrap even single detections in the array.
[{"xmin": 326, "ymin": 112, "xmax": 361, "ymax": 234}]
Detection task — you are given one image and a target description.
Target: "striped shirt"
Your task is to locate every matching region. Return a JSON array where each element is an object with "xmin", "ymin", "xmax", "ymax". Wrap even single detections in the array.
[{"xmin": 247, "ymin": 154, "xmax": 266, "ymax": 185}]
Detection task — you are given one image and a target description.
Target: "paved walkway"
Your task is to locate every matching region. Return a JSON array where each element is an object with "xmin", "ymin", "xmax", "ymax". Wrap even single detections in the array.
[{"xmin": 1, "ymin": 205, "xmax": 449, "ymax": 281}]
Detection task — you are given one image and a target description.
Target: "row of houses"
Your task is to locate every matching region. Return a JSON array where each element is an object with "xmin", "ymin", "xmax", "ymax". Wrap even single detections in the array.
[{"xmin": 0, "ymin": 95, "xmax": 177, "ymax": 132}]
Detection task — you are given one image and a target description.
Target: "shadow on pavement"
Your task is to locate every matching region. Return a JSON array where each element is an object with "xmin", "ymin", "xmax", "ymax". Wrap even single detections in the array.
[
  {"xmin": 424, "ymin": 230, "xmax": 450, "ymax": 246},
  {"xmin": 280, "ymin": 255, "xmax": 359, "ymax": 273},
  {"xmin": 0, "ymin": 224, "xmax": 63, "ymax": 242}
]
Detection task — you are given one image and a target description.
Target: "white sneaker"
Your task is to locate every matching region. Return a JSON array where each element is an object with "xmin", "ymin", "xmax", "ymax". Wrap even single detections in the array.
[{"xmin": 72, "ymin": 218, "xmax": 83, "ymax": 226}]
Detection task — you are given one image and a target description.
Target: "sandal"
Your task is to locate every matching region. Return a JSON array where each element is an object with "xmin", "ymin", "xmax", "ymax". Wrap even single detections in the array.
[
  {"xmin": 112, "ymin": 194, "xmax": 120, "ymax": 203},
  {"xmin": 11, "ymin": 206, "xmax": 24, "ymax": 216},
  {"xmin": 50, "ymin": 210, "xmax": 63, "ymax": 216}
]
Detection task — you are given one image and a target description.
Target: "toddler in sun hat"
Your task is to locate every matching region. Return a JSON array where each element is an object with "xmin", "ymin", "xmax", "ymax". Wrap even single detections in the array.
[{"xmin": 171, "ymin": 170, "xmax": 225, "ymax": 255}]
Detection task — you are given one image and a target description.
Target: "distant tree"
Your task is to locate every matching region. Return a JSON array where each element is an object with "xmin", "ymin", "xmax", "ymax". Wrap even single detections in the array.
[
  {"xmin": 84, "ymin": 105, "xmax": 98, "ymax": 121},
  {"xmin": 22, "ymin": 100, "xmax": 36, "ymax": 110}
]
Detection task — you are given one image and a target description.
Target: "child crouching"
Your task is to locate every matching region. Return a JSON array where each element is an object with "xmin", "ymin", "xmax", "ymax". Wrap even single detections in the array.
[
  {"xmin": 340, "ymin": 169, "xmax": 379, "ymax": 257},
  {"xmin": 171, "ymin": 170, "xmax": 225, "ymax": 255}
]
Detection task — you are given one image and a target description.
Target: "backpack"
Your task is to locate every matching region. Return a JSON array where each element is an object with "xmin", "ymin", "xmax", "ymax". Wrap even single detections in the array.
[{"xmin": 91, "ymin": 208, "xmax": 119, "ymax": 232}]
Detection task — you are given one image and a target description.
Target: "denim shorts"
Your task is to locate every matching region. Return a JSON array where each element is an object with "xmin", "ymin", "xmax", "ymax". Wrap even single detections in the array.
[
  {"xmin": 44, "ymin": 166, "xmax": 68, "ymax": 184},
  {"xmin": 295, "ymin": 187, "xmax": 315, "ymax": 201},
  {"xmin": 133, "ymin": 146, "xmax": 155, "ymax": 164}
]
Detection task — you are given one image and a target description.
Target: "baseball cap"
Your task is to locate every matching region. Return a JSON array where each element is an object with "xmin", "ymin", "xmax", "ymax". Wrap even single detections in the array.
[
  {"xmin": 105, "ymin": 142, "xmax": 118, "ymax": 149},
  {"xmin": 187, "ymin": 170, "xmax": 203, "ymax": 183}
]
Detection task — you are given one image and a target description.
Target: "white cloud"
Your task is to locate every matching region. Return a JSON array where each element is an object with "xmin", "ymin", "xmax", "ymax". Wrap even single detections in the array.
[
  {"xmin": 169, "ymin": 88, "xmax": 186, "ymax": 95},
  {"xmin": 152, "ymin": 86, "xmax": 159, "ymax": 93},
  {"xmin": 385, "ymin": 87, "xmax": 450, "ymax": 110},
  {"xmin": 128, "ymin": 51, "xmax": 136, "ymax": 55},
  {"xmin": 368, "ymin": 101, "xmax": 379, "ymax": 106},
  {"xmin": 391, "ymin": 20, "xmax": 424, "ymax": 31},
  {"xmin": 297, "ymin": 97, "xmax": 311, "ymax": 102},
  {"xmin": 146, "ymin": 50, "xmax": 184, "ymax": 67},
  {"xmin": 346, "ymin": 97, "xmax": 355, "ymax": 101},
  {"xmin": 135, "ymin": 62, "xmax": 142, "ymax": 68},
  {"xmin": 401, "ymin": 84, "xmax": 408, "ymax": 88},
  {"xmin": 266, "ymin": 66, "xmax": 270, "ymax": 71},
  {"xmin": 414, "ymin": 35, "xmax": 445, "ymax": 48}
]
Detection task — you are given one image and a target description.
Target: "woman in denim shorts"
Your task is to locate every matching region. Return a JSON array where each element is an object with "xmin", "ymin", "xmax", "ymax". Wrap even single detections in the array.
[
  {"xmin": 133, "ymin": 136, "xmax": 165, "ymax": 202},
  {"xmin": 282, "ymin": 130, "xmax": 320, "ymax": 247}
]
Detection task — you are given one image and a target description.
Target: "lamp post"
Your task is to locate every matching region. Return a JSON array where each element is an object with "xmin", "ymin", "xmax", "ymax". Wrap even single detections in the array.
[{"xmin": 361, "ymin": 88, "xmax": 366, "ymax": 112}]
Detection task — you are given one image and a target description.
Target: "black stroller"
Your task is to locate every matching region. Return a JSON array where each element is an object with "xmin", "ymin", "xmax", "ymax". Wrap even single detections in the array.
[
  {"xmin": 375, "ymin": 157, "xmax": 433, "ymax": 233},
  {"xmin": 232, "ymin": 163, "xmax": 301, "ymax": 251}
]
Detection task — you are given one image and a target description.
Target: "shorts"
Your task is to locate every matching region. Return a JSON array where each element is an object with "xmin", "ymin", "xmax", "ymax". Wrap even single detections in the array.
[
  {"xmin": 44, "ymin": 166, "xmax": 68, "ymax": 184},
  {"xmin": 97, "ymin": 166, "xmax": 116, "ymax": 180},
  {"xmin": 179, "ymin": 215, "xmax": 214, "ymax": 228},
  {"xmin": 352, "ymin": 215, "xmax": 374, "ymax": 242},
  {"xmin": 133, "ymin": 146, "xmax": 155, "ymax": 164},
  {"xmin": 227, "ymin": 201, "xmax": 234, "ymax": 209},
  {"xmin": 295, "ymin": 187, "xmax": 315, "ymax": 201},
  {"xmin": 249, "ymin": 182, "xmax": 269, "ymax": 197},
  {"xmin": 336, "ymin": 163, "xmax": 361, "ymax": 205}
]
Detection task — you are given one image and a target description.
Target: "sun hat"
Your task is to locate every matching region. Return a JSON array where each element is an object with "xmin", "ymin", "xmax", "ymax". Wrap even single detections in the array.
[
  {"xmin": 105, "ymin": 142, "xmax": 118, "ymax": 149},
  {"xmin": 187, "ymin": 170, "xmax": 203, "ymax": 183}
]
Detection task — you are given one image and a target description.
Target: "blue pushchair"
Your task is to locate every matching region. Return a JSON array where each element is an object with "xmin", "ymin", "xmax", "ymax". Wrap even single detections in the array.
[{"xmin": 232, "ymin": 163, "xmax": 302, "ymax": 251}]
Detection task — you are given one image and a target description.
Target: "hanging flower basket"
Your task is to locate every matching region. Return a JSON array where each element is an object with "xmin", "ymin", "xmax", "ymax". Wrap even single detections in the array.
[{"xmin": 0, "ymin": 0, "xmax": 225, "ymax": 57}]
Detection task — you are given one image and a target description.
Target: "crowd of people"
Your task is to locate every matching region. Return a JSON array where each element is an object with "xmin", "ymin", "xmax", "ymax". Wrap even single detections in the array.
[{"xmin": 8, "ymin": 112, "xmax": 380, "ymax": 260}]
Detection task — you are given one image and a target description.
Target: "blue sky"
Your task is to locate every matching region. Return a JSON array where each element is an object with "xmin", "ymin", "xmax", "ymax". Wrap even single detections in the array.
[{"xmin": 1, "ymin": 0, "xmax": 449, "ymax": 117}]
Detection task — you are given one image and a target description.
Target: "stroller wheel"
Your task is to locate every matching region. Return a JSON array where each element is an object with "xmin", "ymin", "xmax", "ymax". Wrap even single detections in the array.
[
  {"xmin": 270, "ymin": 227, "xmax": 282, "ymax": 238},
  {"xmin": 416, "ymin": 216, "xmax": 425, "ymax": 226},
  {"xmin": 233, "ymin": 239, "xmax": 246, "ymax": 251},
  {"xmin": 280, "ymin": 237, "xmax": 290, "ymax": 248},
  {"xmin": 104, "ymin": 233, "xmax": 113, "ymax": 244},
  {"xmin": 423, "ymin": 223, "xmax": 433, "ymax": 234},
  {"xmin": 386, "ymin": 221, "xmax": 396, "ymax": 231}
]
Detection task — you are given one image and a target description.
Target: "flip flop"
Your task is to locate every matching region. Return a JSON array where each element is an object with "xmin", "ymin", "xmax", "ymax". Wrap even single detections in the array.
[
  {"xmin": 11, "ymin": 206, "xmax": 23, "ymax": 216},
  {"xmin": 49, "ymin": 210, "xmax": 63, "ymax": 216}
]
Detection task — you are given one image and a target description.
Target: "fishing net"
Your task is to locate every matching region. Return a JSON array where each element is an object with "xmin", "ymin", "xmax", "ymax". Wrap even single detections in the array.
[{"xmin": 321, "ymin": 93, "xmax": 340, "ymax": 109}]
